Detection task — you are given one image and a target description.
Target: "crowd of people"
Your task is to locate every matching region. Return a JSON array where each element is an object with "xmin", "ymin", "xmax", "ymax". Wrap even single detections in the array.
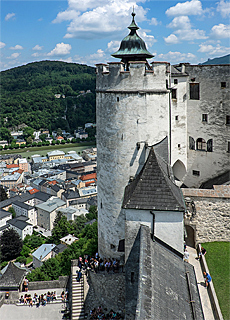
[
  {"xmin": 19, "ymin": 291, "xmax": 57, "ymax": 307},
  {"xmin": 89, "ymin": 306, "xmax": 123, "ymax": 319},
  {"xmin": 78, "ymin": 253, "xmax": 123, "ymax": 274}
]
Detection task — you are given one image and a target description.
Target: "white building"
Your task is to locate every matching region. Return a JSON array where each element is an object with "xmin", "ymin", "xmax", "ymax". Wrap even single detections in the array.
[
  {"xmin": 32, "ymin": 244, "xmax": 56, "ymax": 268},
  {"xmin": 12, "ymin": 200, "xmax": 37, "ymax": 226},
  {"xmin": 7, "ymin": 217, "xmax": 33, "ymax": 240}
]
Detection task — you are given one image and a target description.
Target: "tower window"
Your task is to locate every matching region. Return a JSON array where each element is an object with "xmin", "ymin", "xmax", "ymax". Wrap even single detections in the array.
[
  {"xmin": 172, "ymin": 89, "xmax": 177, "ymax": 99},
  {"xmin": 178, "ymin": 144, "xmax": 181, "ymax": 148},
  {"xmin": 117, "ymin": 97, "xmax": 119, "ymax": 102},
  {"xmin": 207, "ymin": 139, "xmax": 213, "ymax": 152},
  {"xmin": 174, "ymin": 79, "xmax": 178, "ymax": 84},
  {"xmin": 196, "ymin": 138, "xmax": 206, "ymax": 151},
  {"xmin": 131, "ymin": 272, "xmax": 134, "ymax": 283},
  {"xmin": 190, "ymin": 83, "xmax": 200, "ymax": 100},
  {"xmin": 193, "ymin": 170, "xmax": 200, "ymax": 176},
  {"xmin": 227, "ymin": 141, "xmax": 230, "ymax": 153},
  {"xmin": 202, "ymin": 114, "xmax": 208, "ymax": 122},
  {"xmin": 175, "ymin": 116, "xmax": 178, "ymax": 120},
  {"xmin": 221, "ymin": 82, "xmax": 226, "ymax": 88},
  {"xmin": 226, "ymin": 116, "xmax": 230, "ymax": 125}
]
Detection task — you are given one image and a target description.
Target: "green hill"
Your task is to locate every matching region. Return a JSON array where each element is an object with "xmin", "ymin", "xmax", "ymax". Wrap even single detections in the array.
[
  {"xmin": 0, "ymin": 60, "xmax": 96, "ymax": 132},
  {"xmin": 200, "ymin": 54, "xmax": 230, "ymax": 65}
]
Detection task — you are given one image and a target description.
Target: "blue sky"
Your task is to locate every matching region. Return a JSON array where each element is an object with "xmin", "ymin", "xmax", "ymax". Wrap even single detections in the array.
[{"xmin": 1, "ymin": 0, "xmax": 230, "ymax": 70}]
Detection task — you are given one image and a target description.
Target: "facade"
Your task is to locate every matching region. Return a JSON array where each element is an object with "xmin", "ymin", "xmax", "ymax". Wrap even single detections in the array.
[
  {"xmin": 18, "ymin": 158, "xmax": 30, "ymax": 173},
  {"xmin": 36, "ymin": 197, "xmax": 66, "ymax": 230},
  {"xmin": 12, "ymin": 200, "xmax": 37, "ymax": 226},
  {"xmin": 171, "ymin": 64, "xmax": 230, "ymax": 188},
  {"xmin": 7, "ymin": 218, "xmax": 33, "ymax": 240},
  {"xmin": 47, "ymin": 150, "xmax": 65, "ymax": 161},
  {"xmin": 32, "ymin": 244, "xmax": 56, "ymax": 268},
  {"xmin": 0, "ymin": 209, "xmax": 12, "ymax": 228}
]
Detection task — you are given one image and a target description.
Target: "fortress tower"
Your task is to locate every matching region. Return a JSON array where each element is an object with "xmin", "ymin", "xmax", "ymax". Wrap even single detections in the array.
[{"xmin": 96, "ymin": 13, "xmax": 172, "ymax": 258}]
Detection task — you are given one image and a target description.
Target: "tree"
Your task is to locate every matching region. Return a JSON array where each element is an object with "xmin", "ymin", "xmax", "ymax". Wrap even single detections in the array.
[
  {"xmin": 0, "ymin": 186, "xmax": 8, "ymax": 201},
  {"xmin": 39, "ymin": 133, "xmax": 47, "ymax": 141},
  {"xmin": 86, "ymin": 205, "xmax": 97, "ymax": 221},
  {"xmin": 23, "ymin": 233, "xmax": 45, "ymax": 249},
  {"xmin": 0, "ymin": 228, "xmax": 23, "ymax": 262},
  {"xmin": 41, "ymin": 258, "xmax": 61, "ymax": 280},
  {"xmin": 27, "ymin": 268, "xmax": 50, "ymax": 282},
  {"xmin": 8, "ymin": 206, "xmax": 16, "ymax": 218},
  {"xmin": 26, "ymin": 136, "xmax": 33, "ymax": 145},
  {"xmin": 23, "ymin": 126, "xmax": 34, "ymax": 140},
  {"xmin": 51, "ymin": 212, "xmax": 71, "ymax": 244},
  {"xmin": 0, "ymin": 127, "xmax": 13, "ymax": 144},
  {"xmin": 57, "ymin": 128, "xmax": 62, "ymax": 136}
]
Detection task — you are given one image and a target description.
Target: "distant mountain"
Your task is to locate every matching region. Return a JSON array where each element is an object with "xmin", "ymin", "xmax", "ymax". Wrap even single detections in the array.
[
  {"xmin": 0, "ymin": 60, "xmax": 96, "ymax": 132},
  {"xmin": 200, "ymin": 54, "xmax": 230, "ymax": 65}
]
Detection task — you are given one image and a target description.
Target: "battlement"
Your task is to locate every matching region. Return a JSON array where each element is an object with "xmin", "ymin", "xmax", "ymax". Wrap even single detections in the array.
[{"xmin": 96, "ymin": 61, "xmax": 170, "ymax": 92}]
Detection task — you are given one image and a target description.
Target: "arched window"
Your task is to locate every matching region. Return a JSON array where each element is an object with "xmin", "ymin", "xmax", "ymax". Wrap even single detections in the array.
[
  {"xmin": 196, "ymin": 138, "xmax": 206, "ymax": 151},
  {"xmin": 189, "ymin": 136, "xmax": 195, "ymax": 150},
  {"xmin": 207, "ymin": 139, "xmax": 213, "ymax": 152}
]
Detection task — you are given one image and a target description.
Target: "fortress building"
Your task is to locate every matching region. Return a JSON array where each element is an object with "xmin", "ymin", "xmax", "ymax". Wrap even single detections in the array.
[{"xmin": 96, "ymin": 11, "xmax": 229, "ymax": 260}]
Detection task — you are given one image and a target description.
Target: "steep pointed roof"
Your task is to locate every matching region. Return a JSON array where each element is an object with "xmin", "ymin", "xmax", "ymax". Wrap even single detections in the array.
[
  {"xmin": 122, "ymin": 148, "xmax": 185, "ymax": 211},
  {"xmin": 0, "ymin": 262, "xmax": 26, "ymax": 289},
  {"xmin": 112, "ymin": 11, "xmax": 154, "ymax": 62}
]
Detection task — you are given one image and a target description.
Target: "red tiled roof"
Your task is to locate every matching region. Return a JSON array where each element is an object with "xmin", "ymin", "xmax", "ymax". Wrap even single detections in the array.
[
  {"xmin": 48, "ymin": 180, "xmax": 57, "ymax": 185},
  {"xmin": 6, "ymin": 164, "xmax": 19, "ymax": 169},
  {"xmin": 56, "ymin": 136, "xmax": 64, "ymax": 140},
  {"xmin": 85, "ymin": 180, "xmax": 96, "ymax": 187},
  {"xmin": 80, "ymin": 173, "xmax": 97, "ymax": 181},
  {"xmin": 28, "ymin": 188, "xmax": 39, "ymax": 195},
  {"xmin": 16, "ymin": 169, "xmax": 24, "ymax": 174}
]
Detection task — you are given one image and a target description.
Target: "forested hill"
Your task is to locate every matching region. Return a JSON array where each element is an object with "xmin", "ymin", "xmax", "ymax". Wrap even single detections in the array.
[
  {"xmin": 0, "ymin": 60, "xmax": 96, "ymax": 132},
  {"xmin": 200, "ymin": 54, "xmax": 230, "ymax": 65}
]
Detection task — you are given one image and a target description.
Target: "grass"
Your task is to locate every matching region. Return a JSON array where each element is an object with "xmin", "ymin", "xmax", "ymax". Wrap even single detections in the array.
[
  {"xmin": 26, "ymin": 256, "xmax": 33, "ymax": 265},
  {"xmin": 0, "ymin": 142, "xmax": 96, "ymax": 159},
  {"xmin": 202, "ymin": 242, "xmax": 230, "ymax": 320}
]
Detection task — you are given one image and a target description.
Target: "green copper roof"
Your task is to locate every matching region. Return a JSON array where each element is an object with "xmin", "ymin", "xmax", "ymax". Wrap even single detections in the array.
[{"xmin": 112, "ymin": 12, "xmax": 154, "ymax": 61}]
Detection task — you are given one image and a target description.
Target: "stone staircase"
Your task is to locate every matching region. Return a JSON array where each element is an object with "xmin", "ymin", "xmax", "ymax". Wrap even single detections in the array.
[{"xmin": 71, "ymin": 267, "xmax": 85, "ymax": 320}]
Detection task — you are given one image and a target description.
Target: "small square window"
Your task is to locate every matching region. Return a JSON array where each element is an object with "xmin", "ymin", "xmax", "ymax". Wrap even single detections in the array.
[
  {"xmin": 174, "ymin": 79, "xmax": 178, "ymax": 84},
  {"xmin": 193, "ymin": 170, "xmax": 200, "ymax": 176},
  {"xmin": 175, "ymin": 116, "xmax": 178, "ymax": 120},
  {"xmin": 172, "ymin": 89, "xmax": 177, "ymax": 99},
  {"xmin": 226, "ymin": 115, "xmax": 230, "ymax": 125},
  {"xmin": 221, "ymin": 82, "xmax": 226, "ymax": 88},
  {"xmin": 202, "ymin": 114, "xmax": 208, "ymax": 122}
]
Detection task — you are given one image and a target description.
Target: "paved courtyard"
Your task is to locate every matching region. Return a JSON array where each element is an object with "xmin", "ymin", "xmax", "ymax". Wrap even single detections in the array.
[{"xmin": 0, "ymin": 288, "xmax": 67, "ymax": 320}]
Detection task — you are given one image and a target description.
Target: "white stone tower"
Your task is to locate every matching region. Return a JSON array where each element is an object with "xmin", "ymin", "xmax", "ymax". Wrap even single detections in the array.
[{"xmin": 96, "ymin": 12, "xmax": 171, "ymax": 258}]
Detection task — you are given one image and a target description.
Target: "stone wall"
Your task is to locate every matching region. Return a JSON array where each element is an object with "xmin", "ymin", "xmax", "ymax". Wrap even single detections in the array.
[
  {"xmin": 84, "ymin": 270, "xmax": 125, "ymax": 317},
  {"xmin": 182, "ymin": 185, "xmax": 230, "ymax": 244},
  {"xmin": 28, "ymin": 276, "xmax": 69, "ymax": 290}
]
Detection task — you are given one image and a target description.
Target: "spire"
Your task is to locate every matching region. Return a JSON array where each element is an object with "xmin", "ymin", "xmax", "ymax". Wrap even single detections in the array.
[{"xmin": 112, "ymin": 11, "xmax": 154, "ymax": 64}]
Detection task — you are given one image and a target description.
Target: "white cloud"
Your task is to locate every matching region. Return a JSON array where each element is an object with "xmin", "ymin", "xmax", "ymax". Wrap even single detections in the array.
[
  {"xmin": 9, "ymin": 45, "xmax": 23, "ymax": 50},
  {"xmin": 167, "ymin": 16, "xmax": 207, "ymax": 41},
  {"xmin": 53, "ymin": 1, "xmax": 147, "ymax": 39},
  {"xmin": 59, "ymin": 57, "xmax": 73, "ymax": 63},
  {"xmin": 32, "ymin": 45, "xmax": 43, "ymax": 51},
  {"xmin": 198, "ymin": 43, "xmax": 230, "ymax": 56},
  {"xmin": 31, "ymin": 52, "xmax": 42, "ymax": 57},
  {"xmin": 139, "ymin": 30, "xmax": 157, "ymax": 48},
  {"xmin": 5, "ymin": 13, "xmax": 15, "ymax": 21},
  {"xmin": 149, "ymin": 17, "xmax": 158, "ymax": 26},
  {"xmin": 47, "ymin": 43, "xmax": 72, "ymax": 56},
  {"xmin": 164, "ymin": 34, "xmax": 179, "ymax": 45},
  {"xmin": 217, "ymin": 0, "xmax": 230, "ymax": 18},
  {"xmin": 7, "ymin": 52, "xmax": 20, "ymax": 59},
  {"xmin": 89, "ymin": 49, "xmax": 105, "ymax": 59},
  {"xmin": 107, "ymin": 40, "xmax": 120, "ymax": 53},
  {"xmin": 0, "ymin": 42, "xmax": 6, "ymax": 49},
  {"xmin": 166, "ymin": 0, "xmax": 203, "ymax": 16},
  {"xmin": 210, "ymin": 24, "xmax": 230, "ymax": 39},
  {"xmin": 157, "ymin": 51, "xmax": 197, "ymax": 63}
]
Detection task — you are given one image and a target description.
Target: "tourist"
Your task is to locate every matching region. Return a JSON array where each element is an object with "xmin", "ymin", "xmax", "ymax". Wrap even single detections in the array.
[
  {"xmin": 23, "ymin": 278, "xmax": 29, "ymax": 292},
  {"xmin": 198, "ymin": 247, "xmax": 207, "ymax": 260},
  {"xmin": 184, "ymin": 249, "xmax": 189, "ymax": 263},
  {"xmin": 203, "ymin": 272, "xmax": 212, "ymax": 288},
  {"xmin": 61, "ymin": 291, "xmax": 65, "ymax": 302}
]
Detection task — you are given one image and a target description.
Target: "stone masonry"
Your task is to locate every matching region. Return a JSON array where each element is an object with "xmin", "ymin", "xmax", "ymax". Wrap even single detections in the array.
[{"xmin": 182, "ymin": 185, "xmax": 230, "ymax": 244}]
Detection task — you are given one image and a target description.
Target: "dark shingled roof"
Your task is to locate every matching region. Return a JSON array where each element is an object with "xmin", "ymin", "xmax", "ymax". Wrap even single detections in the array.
[
  {"xmin": 62, "ymin": 189, "xmax": 80, "ymax": 200},
  {"xmin": 0, "ymin": 262, "xmax": 26, "ymax": 290},
  {"xmin": 122, "ymin": 148, "xmax": 185, "ymax": 211},
  {"xmin": 8, "ymin": 218, "xmax": 32, "ymax": 230}
]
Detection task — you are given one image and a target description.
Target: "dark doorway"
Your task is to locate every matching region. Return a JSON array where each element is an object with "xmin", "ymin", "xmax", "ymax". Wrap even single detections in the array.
[{"xmin": 185, "ymin": 225, "xmax": 195, "ymax": 248}]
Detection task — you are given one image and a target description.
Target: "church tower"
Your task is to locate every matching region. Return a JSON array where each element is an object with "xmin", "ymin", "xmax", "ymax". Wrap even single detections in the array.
[{"xmin": 96, "ymin": 12, "xmax": 171, "ymax": 258}]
